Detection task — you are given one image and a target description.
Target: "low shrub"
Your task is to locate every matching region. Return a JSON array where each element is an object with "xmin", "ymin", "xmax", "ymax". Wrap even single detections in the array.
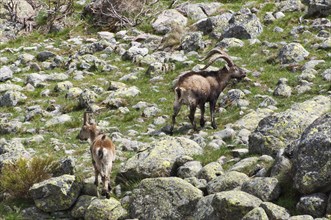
[{"xmin": 0, "ymin": 157, "xmax": 59, "ymax": 199}]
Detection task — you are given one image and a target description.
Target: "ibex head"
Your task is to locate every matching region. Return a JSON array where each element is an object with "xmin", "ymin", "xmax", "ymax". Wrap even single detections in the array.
[
  {"xmin": 200, "ymin": 48, "xmax": 246, "ymax": 81},
  {"xmin": 78, "ymin": 111, "xmax": 97, "ymax": 141}
]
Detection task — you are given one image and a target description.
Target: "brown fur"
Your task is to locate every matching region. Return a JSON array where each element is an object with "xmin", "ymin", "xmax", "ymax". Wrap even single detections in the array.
[
  {"xmin": 170, "ymin": 52, "xmax": 246, "ymax": 134},
  {"xmin": 78, "ymin": 112, "xmax": 116, "ymax": 199}
]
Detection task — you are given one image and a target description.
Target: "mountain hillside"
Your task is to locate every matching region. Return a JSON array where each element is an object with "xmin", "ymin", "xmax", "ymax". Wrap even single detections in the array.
[{"xmin": 0, "ymin": 0, "xmax": 330, "ymax": 219}]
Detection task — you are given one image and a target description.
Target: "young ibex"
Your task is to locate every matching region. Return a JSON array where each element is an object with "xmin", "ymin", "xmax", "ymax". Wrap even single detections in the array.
[
  {"xmin": 170, "ymin": 48, "xmax": 246, "ymax": 134},
  {"xmin": 78, "ymin": 112, "xmax": 116, "ymax": 198}
]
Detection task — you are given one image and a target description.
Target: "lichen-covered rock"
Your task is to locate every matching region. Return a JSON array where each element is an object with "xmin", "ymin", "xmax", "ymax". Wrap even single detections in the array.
[
  {"xmin": 129, "ymin": 177, "xmax": 203, "ymax": 220},
  {"xmin": 289, "ymin": 215, "xmax": 314, "ymax": 220},
  {"xmin": 26, "ymin": 73, "xmax": 48, "ymax": 87},
  {"xmin": 260, "ymin": 202, "xmax": 290, "ymax": 220},
  {"xmin": 118, "ymin": 137, "xmax": 203, "ymax": 181},
  {"xmin": 177, "ymin": 161, "xmax": 202, "ymax": 178},
  {"xmin": 181, "ymin": 31, "xmax": 205, "ymax": 52},
  {"xmin": 79, "ymin": 89, "xmax": 98, "ymax": 108},
  {"xmin": 85, "ymin": 197, "xmax": 127, "ymax": 220},
  {"xmin": 296, "ymin": 193, "xmax": 328, "ymax": 218},
  {"xmin": 29, "ymin": 175, "xmax": 82, "ymax": 212},
  {"xmin": 0, "ymin": 91, "xmax": 27, "ymax": 107},
  {"xmin": 192, "ymin": 194, "xmax": 220, "ymax": 220},
  {"xmin": 292, "ymin": 113, "xmax": 331, "ymax": 194},
  {"xmin": 71, "ymin": 195, "xmax": 95, "ymax": 219},
  {"xmin": 152, "ymin": 9, "xmax": 187, "ymax": 34},
  {"xmin": 207, "ymin": 171, "xmax": 249, "ymax": 194},
  {"xmin": 0, "ymin": 139, "xmax": 30, "ymax": 169},
  {"xmin": 197, "ymin": 161, "xmax": 224, "ymax": 182},
  {"xmin": 36, "ymin": 51, "xmax": 56, "ymax": 62},
  {"xmin": 273, "ymin": 78, "xmax": 292, "ymax": 97},
  {"xmin": 249, "ymin": 96, "xmax": 330, "ymax": 156},
  {"xmin": 305, "ymin": 0, "xmax": 331, "ymax": 17},
  {"xmin": 241, "ymin": 177, "xmax": 281, "ymax": 201},
  {"xmin": 122, "ymin": 46, "xmax": 148, "ymax": 61},
  {"xmin": 270, "ymin": 153, "xmax": 292, "ymax": 184},
  {"xmin": 0, "ymin": 66, "xmax": 13, "ymax": 82},
  {"xmin": 229, "ymin": 155, "xmax": 274, "ymax": 176},
  {"xmin": 54, "ymin": 81, "xmax": 73, "ymax": 92},
  {"xmin": 21, "ymin": 206, "xmax": 52, "ymax": 220},
  {"xmin": 223, "ymin": 9, "xmax": 263, "ymax": 39},
  {"xmin": 66, "ymin": 87, "xmax": 83, "ymax": 99},
  {"xmin": 177, "ymin": 3, "xmax": 209, "ymax": 21},
  {"xmin": 106, "ymin": 86, "xmax": 140, "ymax": 100},
  {"xmin": 277, "ymin": 0, "xmax": 304, "ymax": 12},
  {"xmin": 242, "ymin": 207, "xmax": 269, "ymax": 220},
  {"xmin": 212, "ymin": 190, "xmax": 263, "ymax": 220},
  {"xmin": 278, "ymin": 43, "xmax": 309, "ymax": 64},
  {"xmin": 217, "ymin": 37, "xmax": 244, "ymax": 48},
  {"xmin": 234, "ymin": 108, "xmax": 274, "ymax": 131}
]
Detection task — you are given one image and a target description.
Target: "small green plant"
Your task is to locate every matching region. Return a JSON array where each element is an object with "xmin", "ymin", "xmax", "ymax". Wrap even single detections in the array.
[{"xmin": 0, "ymin": 157, "xmax": 59, "ymax": 199}]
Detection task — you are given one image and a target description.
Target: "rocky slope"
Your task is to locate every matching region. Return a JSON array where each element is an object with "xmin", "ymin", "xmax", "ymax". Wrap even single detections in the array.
[{"xmin": 0, "ymin": 0, "xmax": 331, "ymax": 219}]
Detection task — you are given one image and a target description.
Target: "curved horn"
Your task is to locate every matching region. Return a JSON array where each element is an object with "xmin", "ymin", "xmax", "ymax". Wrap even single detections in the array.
[
  {"xmin": 200, "ymin": 48, "xmax": 234, "ymax": 68},
  {"xmin": 83, "ymin": 112, "xmax": 89, "ymax": 125},
  {"xmin": 200, "ymin": 55, "xmax": 234, "ymax": 70}
]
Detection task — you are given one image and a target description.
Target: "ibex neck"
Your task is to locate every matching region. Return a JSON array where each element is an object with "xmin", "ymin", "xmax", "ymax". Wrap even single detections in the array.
[{"xmin": 90, "ymin": 130, "xmax": 99, "ymax": 142}]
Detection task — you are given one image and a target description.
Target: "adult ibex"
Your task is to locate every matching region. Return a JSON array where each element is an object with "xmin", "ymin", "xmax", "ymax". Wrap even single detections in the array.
[{"xmin": 170, "ymin": 48, "xmax": 246, "ymax": 134}]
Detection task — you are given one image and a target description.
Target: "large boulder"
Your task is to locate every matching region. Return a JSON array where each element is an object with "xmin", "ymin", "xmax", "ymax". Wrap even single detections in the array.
[
  {"xmin": 260, "ymin": 202, "xmax": 290, "ymax": 219},
  {"xmin": 305, "ymin": 0, "xmax": 331, "ymax": 17},
  {"xmin": 29, "ymin": 175, "xmax": 82, "ymax": 212},
  {"xmin": 223, "ymin": 9, "xmax": 263, "ymax": 39},
  {"xmin": 293, "ymin": 113, "xmax": 331, "ymax": 194},
  {"xmin": 296, "ymin": 193, "xmax": 328, "ymax": 218},
  {"xmin": 211, "ymin": 190, "xmax": 263, "ymax": 220},
  {"xmin": 207, "ymin": 171, "xmax": 249, "ymax": 194},
  {"xmin": 152, "ymin": 9, "xmax": 187, "ymax": 34},
  {"xmin": 242, "ymin": 207, "xmax": 269, "ymax": 220},
  {"xmin": 278, "ymin": 43, "xmax": 309, "ymax": 64},
  {"xmin": 129, "ymin": 177, "xmax": 203, "ymax": 220},
  {"xmin": 192, "ymin": 194, "xmax": 220, "ymax": 220},
  {"xmin": 249, "ymin": 96, "xmax": 330, "ymax": 156},
  {"xmin": 117, "ymin": 137, "xmax": 203, "ymax": 181},
  {"xmin": 241, "ymin": 177, "xmax": 281, "ymax": 201}
]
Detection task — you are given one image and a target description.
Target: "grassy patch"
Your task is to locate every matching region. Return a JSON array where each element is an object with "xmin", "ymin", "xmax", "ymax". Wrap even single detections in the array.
[
  {"xmin": 274, "ymin": 184, "xmax": 300, "ymax": 215},
  {"xmin": 193, "ymin": 147, "xmax": 232, "ymax": 166}
]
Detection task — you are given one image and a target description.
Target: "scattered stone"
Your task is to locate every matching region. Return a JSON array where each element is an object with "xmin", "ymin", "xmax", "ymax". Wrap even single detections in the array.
[
  {"xmin": 0, "ymin": 91, "xmax": 27, "ymax": 107},
  {"xmin": 229, "ymin": 155, "xmax": 274, "ymax": 176},
  {"xmin": 85, "ymin": 197, "xmax": 127, "ymax": 220},
  {"xmin": 198, "ymin": 162, "xmax": 224, "ymax": 182},
  {"xmin": 260, "ymin": 202, "xmax": 290, "ymax": 220},
  {"xmin": 177, "ymin": 161, "xmax": 202, "ymax": 178},
  {"xmin": 278, "ymin": 43, "xmax": 309, "ymax": 64},
  {"xmin": 242, "ymin": 207, "xmax": 269, "ymax": 220},
  {"xmin": 36, "ymin": 51, "xmax": 56, "ymax": 62},
  {"xmin": 0, "ymin": 66, "xmax": 13, "ymax": 82},
  {"xmin": 152, "ymin": 9, "xmax": 188, "ymax": 34}
]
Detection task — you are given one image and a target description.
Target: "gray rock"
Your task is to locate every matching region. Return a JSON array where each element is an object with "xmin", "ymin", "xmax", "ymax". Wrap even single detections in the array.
[
  {"xmin": 79, "ymin": 89, "xmax": 98, "ymax": 108},
  {"xmin": 71, "ymin": 195, "xmax": 95, "ymax": 218},
  {"xmin": 78, "ymin": 42, "xmax": 107, "ymax": 55},
  {"xmin": 66, "ymin": 87, "xmax": 83, "ymax": 99},
  {"xmin": 193, "ymin": 18, "xmax": 213, "ymax": 35},
  {"xmin": 142, "ymin": 106, "xmax": 161, "ymax": 118},
  {"xmin": 212, "ymin": 190, "xmax": 263, "ymax": 220},
  {"xmin": 0, "ymin": 118, "xmax": 23, "ymax": 134},
  {"xmin": 234, "ymin": 108, "xmax": 274, "ymax": 131},
  {"xmin": 229, "ymin": 155, "xmax": 274, "ymax": 176},
  {"xmin": 242, "ymin": 207, "xmax": 269, "ymax": 220},
  {"xmin": 270, "ymin": 153, "xmax": 292, "ymax": 184},
  {"xmin": 207, "ymin": 171, "xmax": 249, "ymax": 194},
  {"xmin": 295, "ymin": 80, "xmax": 313, "ymax": 94},
  {"xmin": 19, "ymin": 53, "xmax": 35, "ymax": 64},
  {"xmin": 210, "ymin": 12, "xmax": 233, "ymax": 38},
  {"xmin": 277, "ymin": 0, "xmax": 304, "ymax": 12},
  {"xmin": 198, "ymin": 162, "xmax": 224, "ymax": 182},
  {"xmin": 305, "ymin": 0, "xmax": 331, "ymax": 17},
  {"xmin": 0, "ymin": 139, "xmax": 30, "ymax": 169},
  {"xmin": 293, "ymin": 113, "xmax": 331, "ymax": 194},
  {"xmin": 288, "ymin": 215, "xmax": 314, "ymax": 220},
  {"xmin": 53, "ymin": 157, "xmax": 75, "ymax": 177},
  {"xmin": 0, "ymin": 66, "xmax": 13, "ymax": 82},
  {"xmin": 29, "ymin": 175, "xmax": 82, "ymax": 212},
  {"xmin": 181, "ymin": 31, "xmax": 205, "ymax": 52},
  {"xmin": 122, "ymin": 46, "xmax": 148, "ymax": 61},
  {"xmin": 0, "ymin": 82, "xmax": 23, "ymax": 92},
  {"xmin": 54, "ymin": 81, "xmax": 73, "ymax": 92},
  {"xmin": 296, "ymin": 193, "xmax": 328, "ymax": 218},
  {"xmin": 118, "ymin": 137, "xmax": 203, "ymax": 181},
  {"xmin": 260, "ymin": 202, "xmax": 290, "ymax": 220},
  {"xmin": 249, "ymin": 96, "xmax": 330, "ymax": 156},
  {"xmin": 0, "ymin": 91, "xmax": 27, "ymax": 107},
  {"xmin": 129, "ymin": 177, "xmax": 203, "ymax": 220},
  {"xmin": 184, "ymin": 177, "xmax": 207, "ymax": 191},
  {"xmin": 273, "ymin": 78, "xmax": 292, "ymax": 97},
  {"xmin": 85, "ymin": 197, "xmax": 127, "ymax": 220},
  {"xmin": 152, "ymin": 9, "xmax": 187, "ymax": 34},
  {"xmin": 302, "ymin": 60, "xmax": 325, "ymax": 71},
  {"xmin": 278, "ymin": 43, "xmax": 309, "ymax": 64},
  {"xmin": 106, "ymin": 86, "xmax": 140, "ymax": 99},
  {"xmin": 21, "ymin": 206, "xmax": 52, "ymax": 220},
  {"xmin": 223, "ymin": 9, "xmax": 263, "ymax": 39},
  {"xmin": 217, "ymin": 38, "xmax": 244, "ymax": 48},
  {"xmin": 192, "ymin": 194, "xmax": 220, "ymax": 220},
  {"xmin": 177, "ymin": 3, "xmax": 208, "ymax": 21},
  {"xmin": 241, "ymin": 177, "xmax": 281, "ymax": 201},
  {"xmin": 26, "ymin": 73, "xmax": 47, "ymax": 87},
  {"xmin": 321, "ymin": 68, "xmax": 331, "ymax": 81},
  {"xmin": 45, "ymin": 114, "xmax": 72, "ymax": 127},
  {"xmin": 36, "ymin": 51, "xmax": 56, "ymax": 62},
  {"xmin": 177, "ymin": 161, "xmax": 202, "ymax": 178}
]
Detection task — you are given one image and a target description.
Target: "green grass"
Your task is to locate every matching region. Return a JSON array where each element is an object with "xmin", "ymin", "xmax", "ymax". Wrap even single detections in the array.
[{"xmin": 193, "ymin": 147, "xmax": 232, "ymax": 166}]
